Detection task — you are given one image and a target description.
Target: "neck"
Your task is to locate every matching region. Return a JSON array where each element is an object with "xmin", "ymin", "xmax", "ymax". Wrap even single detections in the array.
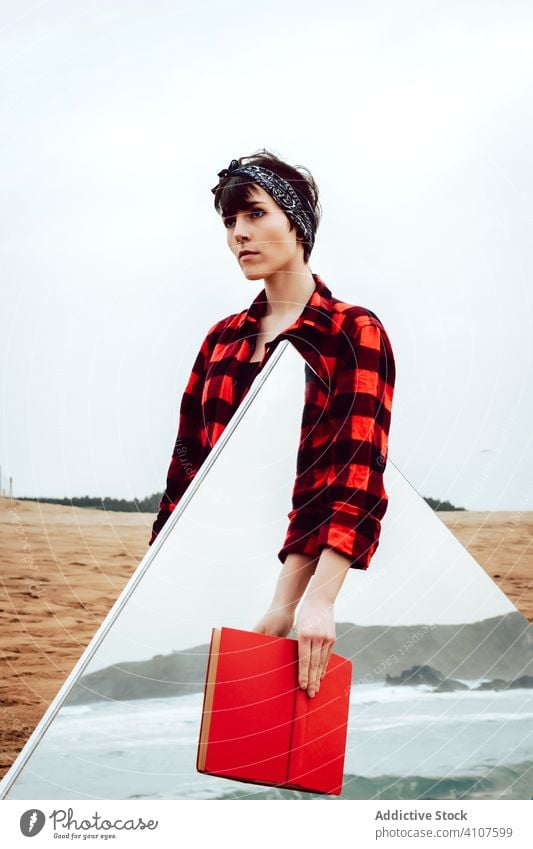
[{"xmin": 261, "ymin": 265, "xmax": 316, "ymax": 320}]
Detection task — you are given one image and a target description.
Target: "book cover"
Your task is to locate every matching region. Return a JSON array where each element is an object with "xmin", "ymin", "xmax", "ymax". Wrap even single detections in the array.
[{"xmin": 196, "ymin": 626, "xmax": 352, "ymax": 795}]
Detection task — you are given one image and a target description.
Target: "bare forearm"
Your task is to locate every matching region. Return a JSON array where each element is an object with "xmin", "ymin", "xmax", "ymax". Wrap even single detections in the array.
[
  {"xmin": 271, "ymin": 546, "xmax": 352, "ymax": 612},
  {"xmin": 261, "ymin": 548, "xmax": 352, "ymax": 696},
  {"xmin": 306, "ymin": 546, "xmax": 352, "ymax": 603},
  {"xmin": 271, "ymin": 552, "xmax": 318, "ymax": 612}
]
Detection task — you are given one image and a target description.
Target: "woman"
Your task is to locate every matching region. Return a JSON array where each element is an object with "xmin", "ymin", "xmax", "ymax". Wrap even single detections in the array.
[{"xmin": 150, "ymin": 149, "xmax": 396, "ymax": 700}]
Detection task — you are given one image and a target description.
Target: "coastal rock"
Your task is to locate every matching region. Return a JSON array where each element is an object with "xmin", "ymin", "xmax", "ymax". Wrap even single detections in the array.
[
  {"xmin": 433, "ymin": 678, "xmax": 469, "ymax": 692},
  {"xmin": 385, "ymin": 665, "xmax": 444, "ymax": 687}
]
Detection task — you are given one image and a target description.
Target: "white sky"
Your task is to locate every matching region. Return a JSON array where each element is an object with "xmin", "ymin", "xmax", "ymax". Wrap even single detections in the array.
[{"xmin": 1, "ymin": 0, "xmax": 533, "ymax": 511}]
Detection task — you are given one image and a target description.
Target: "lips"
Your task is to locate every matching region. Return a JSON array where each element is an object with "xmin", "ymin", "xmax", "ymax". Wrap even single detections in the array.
[{"xmin": 239, "ymin": 250, "xmax": 259, "ymax": 259}]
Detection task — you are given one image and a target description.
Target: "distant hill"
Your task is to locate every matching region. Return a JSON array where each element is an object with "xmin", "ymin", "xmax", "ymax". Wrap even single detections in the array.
[{"xmin": 63, "ymin": 611, "xmax": 532, "ymax": 706}]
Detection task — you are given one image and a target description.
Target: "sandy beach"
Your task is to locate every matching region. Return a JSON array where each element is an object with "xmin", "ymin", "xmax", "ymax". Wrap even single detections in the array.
[{"xmin": 1, "ymin": 497, "xmax": 532, "ymax": 781}]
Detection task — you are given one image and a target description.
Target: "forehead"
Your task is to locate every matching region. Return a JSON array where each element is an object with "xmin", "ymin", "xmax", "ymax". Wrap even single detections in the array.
[
  {"xmin": 246, "ymin": 185, "xmax": 273, "ymax": 205},
  {"xmin": 221, "ymin": 181, "xmax": 280, "ymax": 219},
  {"xmin": 232, "ymin": 184, "xmax": 276, "ymax": 213}
]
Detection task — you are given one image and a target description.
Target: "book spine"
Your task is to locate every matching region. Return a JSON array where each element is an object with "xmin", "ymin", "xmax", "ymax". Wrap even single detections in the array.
[
  {"xmin": 196, "ymin": 627, "xmax": 221, "ymax": 773},
  {"xmin": 285, "ymin": 686, "xmax": 310, "ymax": 785}
]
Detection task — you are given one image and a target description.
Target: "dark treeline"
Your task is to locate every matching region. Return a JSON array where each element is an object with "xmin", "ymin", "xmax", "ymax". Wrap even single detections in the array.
[
  {"xmin": 14, "ymin": 493, "xmax": 465, "ymax": 513},
  {"xmin": 15, "ymin": 494, "xmax": 162, "ymax": 513},
  {"xmin": 424, "ymin": 496, "xmax": 465, "ymax": 511}
]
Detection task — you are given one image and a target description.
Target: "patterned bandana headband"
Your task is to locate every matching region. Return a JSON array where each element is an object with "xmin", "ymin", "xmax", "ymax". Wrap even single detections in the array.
[{"xmin": 211, "ymin": 158, "xmax": 316, "ymax": 251}]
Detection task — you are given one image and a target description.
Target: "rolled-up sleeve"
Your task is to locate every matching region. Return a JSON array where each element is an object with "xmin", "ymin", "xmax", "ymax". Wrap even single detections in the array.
[
  {"xmin": 315, "ymin": 320, "xmax": 395, "ymax": 569},
  {"xmin": 149, "ymin": 330, "xmax": 212, "ymax": 547},
  {"xmin": 278, "ymin": 318, "xmax": 395, "ymax": 570}
]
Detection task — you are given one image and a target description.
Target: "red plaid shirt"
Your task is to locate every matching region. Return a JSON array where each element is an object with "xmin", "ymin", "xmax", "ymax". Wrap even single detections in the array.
[{"xmin": 149, "ymin": 273, "xmax": 396, "ymax": 570}]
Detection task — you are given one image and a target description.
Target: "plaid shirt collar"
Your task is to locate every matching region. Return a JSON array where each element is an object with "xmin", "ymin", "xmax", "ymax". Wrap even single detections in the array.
[{"xmin": 237, "ymin": 272, "xmax": 333, "ymax": 340}]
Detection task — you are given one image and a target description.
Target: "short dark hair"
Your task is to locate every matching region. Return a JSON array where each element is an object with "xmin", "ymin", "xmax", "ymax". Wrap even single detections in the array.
[{"xmin": 212, "ymin": 148, "xmax": 322, "ymax": 263}]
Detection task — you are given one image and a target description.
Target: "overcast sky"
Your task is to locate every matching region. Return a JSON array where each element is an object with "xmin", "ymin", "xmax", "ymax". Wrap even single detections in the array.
[{"xmin": 1, "ymin": 0, "xmax": 532, "ymax": 513}]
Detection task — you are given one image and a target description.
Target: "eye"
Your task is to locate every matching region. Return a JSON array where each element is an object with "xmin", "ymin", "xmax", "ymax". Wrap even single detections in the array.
[{"xmin": 223, "ymin": 209, "xmax": 264, "ymax": 228}]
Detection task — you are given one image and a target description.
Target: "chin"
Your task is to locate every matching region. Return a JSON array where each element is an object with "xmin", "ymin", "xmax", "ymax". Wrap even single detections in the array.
[{"xmin": 240, "ymin": 267, "xmax": 265, "ymax": 281}]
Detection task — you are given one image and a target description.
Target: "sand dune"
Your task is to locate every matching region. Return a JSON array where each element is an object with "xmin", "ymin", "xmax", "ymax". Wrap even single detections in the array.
[{"xmin": 1, "ymin": 497, "xmax": 531, "ymax": 779}]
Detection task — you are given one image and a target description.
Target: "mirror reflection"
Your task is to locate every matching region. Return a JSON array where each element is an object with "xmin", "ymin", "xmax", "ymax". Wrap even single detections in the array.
[{"xmin": 2, "ymin": 344, "xmax": 532, "ymax": 801}]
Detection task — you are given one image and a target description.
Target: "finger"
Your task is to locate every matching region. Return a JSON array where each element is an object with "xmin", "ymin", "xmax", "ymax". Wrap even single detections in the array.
[
  {"xmin": 317, "ymin": 640, "xmax": 330, "ymax": 683},
  {"xmin": 321, "ymin": 641, "xmax": 335, "ymax": 678},
  {"xmin": 298, "ymin": 636, "xmax": 311, "ymax": 690},
  {"xmin": 307, "ymin": 639, "xmax": 322, "ymax": 696}
]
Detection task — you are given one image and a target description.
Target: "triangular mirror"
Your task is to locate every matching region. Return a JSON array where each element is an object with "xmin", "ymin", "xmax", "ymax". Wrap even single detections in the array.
[{"xmin": 1, "ymin": 343, "xmax": 532, "ymax": 800}]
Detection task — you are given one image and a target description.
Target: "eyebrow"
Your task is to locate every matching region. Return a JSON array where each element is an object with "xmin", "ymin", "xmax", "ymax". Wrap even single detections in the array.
[{"xmin": 223, "ymin": 202, "xmax": 265, "ymax": 221}]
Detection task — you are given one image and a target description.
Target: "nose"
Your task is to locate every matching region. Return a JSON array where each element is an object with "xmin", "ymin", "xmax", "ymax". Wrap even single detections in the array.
[{"xmin": 233, "ymin": 212, "xmax": 250, "ymax": 244}]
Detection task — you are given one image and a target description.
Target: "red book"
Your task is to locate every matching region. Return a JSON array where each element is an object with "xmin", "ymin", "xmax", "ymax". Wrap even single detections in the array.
[{"xmin": 196, "ymin": 626, "xmax": 352, "ymax": 796}]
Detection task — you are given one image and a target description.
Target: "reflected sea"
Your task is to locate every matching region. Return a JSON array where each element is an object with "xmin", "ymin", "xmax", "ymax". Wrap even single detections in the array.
[{"xmin": 9, "ymin": 682, "xmax": 533, "ymax": 800}]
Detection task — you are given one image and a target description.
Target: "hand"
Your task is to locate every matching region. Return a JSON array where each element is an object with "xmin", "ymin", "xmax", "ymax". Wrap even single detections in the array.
[
  {"xmin": 295, "ymin": 595, "xmax": 336, "ymax": 698},
  {"xmin": 252, "ymin": 605, "xmax": 294, "ymax": 638}
]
